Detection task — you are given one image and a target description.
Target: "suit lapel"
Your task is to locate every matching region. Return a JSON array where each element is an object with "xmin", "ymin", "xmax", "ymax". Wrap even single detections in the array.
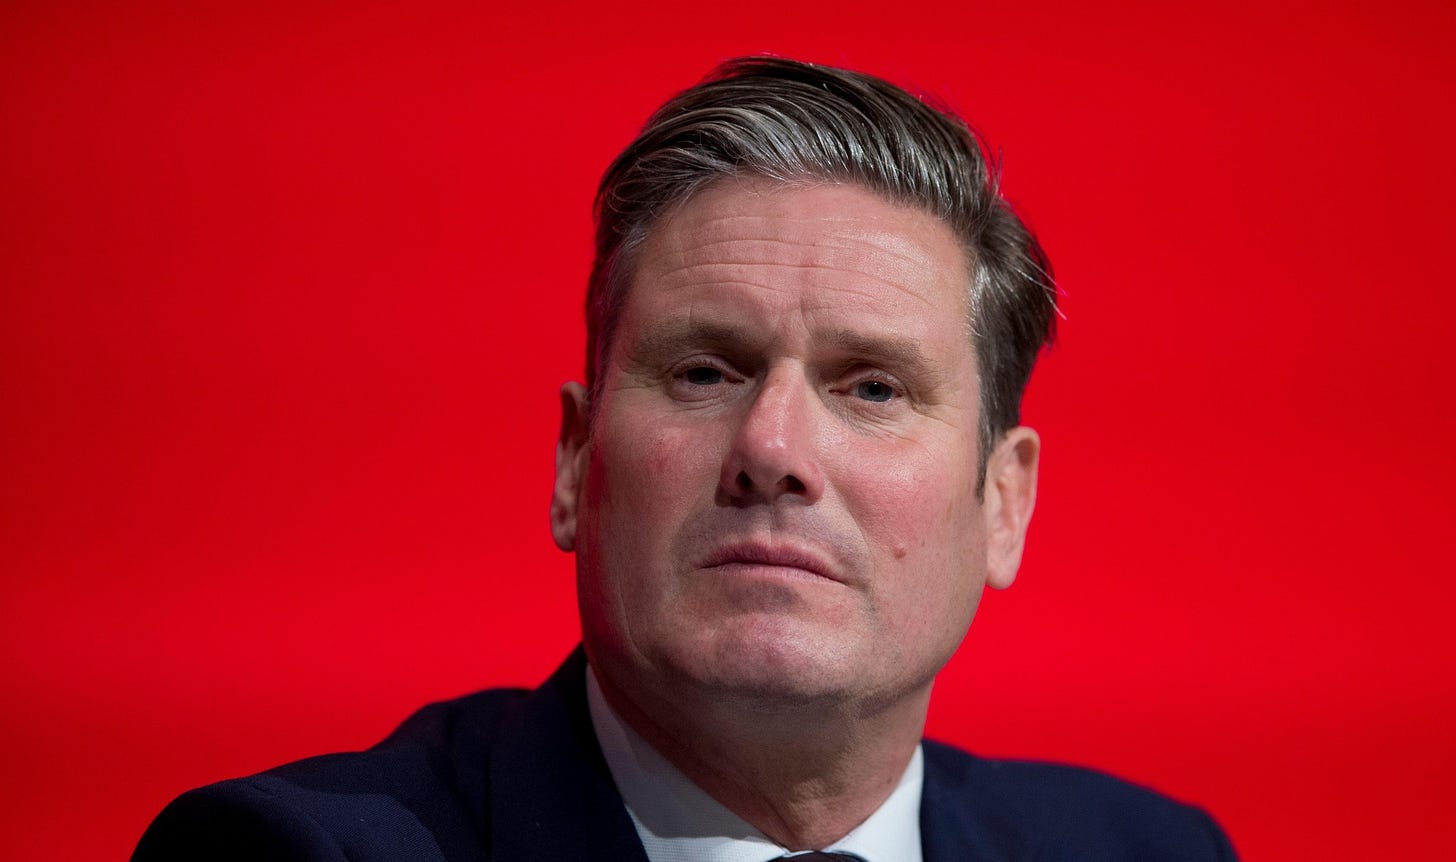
[
  {"xmin": 919, "ymin": 741, "xmax": 1032, "ymax": 862},
  {"xmin": 484, "ymin": 654, "xmax": 1039, "ymax": 862},
  {"xmin": 486, "ymin": 649, "xmax": 651, "ymax": 862}
]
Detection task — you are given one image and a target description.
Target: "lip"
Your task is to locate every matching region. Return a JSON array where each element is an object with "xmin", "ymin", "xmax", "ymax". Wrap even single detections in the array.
[{"xmin": 699, "ymin": 541, "xmax": 841, "ymax": 583}]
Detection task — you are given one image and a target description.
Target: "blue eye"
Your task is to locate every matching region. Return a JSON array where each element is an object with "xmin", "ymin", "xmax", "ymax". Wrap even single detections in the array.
[
  {"xmin": 854, "ymin": 380, "xmax": 894, "ymax": 402},
  {"xmin": 683, "ymin": 366, "xmax": 724, "ymax": 385}
]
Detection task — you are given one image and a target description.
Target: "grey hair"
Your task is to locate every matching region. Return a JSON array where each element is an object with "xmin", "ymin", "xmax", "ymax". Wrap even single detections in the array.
[{"xmin": 585, "ymin": 56, "xmax": 1057, "ymax": 490}]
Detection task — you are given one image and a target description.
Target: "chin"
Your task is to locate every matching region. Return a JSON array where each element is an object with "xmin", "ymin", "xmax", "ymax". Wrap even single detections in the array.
[{"xmin": 659, "ymin": 617, "xmax": 869, "ymax": 706}]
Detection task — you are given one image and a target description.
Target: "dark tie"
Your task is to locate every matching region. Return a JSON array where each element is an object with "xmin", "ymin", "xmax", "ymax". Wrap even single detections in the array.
[{"xmin": 772, "ymin": 853, "xmax": 868, "ymax": 861}]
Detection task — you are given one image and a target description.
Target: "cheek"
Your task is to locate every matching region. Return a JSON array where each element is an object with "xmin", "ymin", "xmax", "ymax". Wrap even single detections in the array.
[
  {"xmin": 586, "ymin": 410, "xmax": 723, "ymax": 581},
  {"xmin": 599, "ymin": 418, "xmax": 714, "ymax": 511},
  {"xmin": 840, "ymin": 441, "xmax": 986, "ymax": 635},
  {"xmin": 842, "ymin": 441, "xmax": 980, "ymax": 562}
]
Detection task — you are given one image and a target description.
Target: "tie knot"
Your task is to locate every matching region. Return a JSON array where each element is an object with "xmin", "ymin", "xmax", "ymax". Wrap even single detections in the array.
[{"xmin": 774, "ymin": 853, "xmax": 867, "ymax": 861}]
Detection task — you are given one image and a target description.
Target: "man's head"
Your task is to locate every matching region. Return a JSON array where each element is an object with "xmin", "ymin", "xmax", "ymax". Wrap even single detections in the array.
[
  {"xmin": 551, "ymin": 57, "xmax": 1054, "ymax": 721},
  {"xmin": 584, "ymin": 56, "xmax": 1057, "ymax": 485}
]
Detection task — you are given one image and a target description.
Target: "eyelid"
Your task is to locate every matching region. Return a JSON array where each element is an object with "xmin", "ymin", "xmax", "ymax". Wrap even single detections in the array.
[
  {"xmin": 835, "ymin": 366, "xmax": 908, "ymax": 401},
  {"xmin": 669, "ymin": 354, "xmax": 739, "ymax": 377},
  {"xmin": 663, "ymin": 355, "xmax": 749, "ymax": 400}
]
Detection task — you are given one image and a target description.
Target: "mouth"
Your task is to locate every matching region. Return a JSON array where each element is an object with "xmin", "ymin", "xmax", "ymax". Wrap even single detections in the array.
[{"xmin": 699, "ymin": 542, "xmax": 840, "ymax": 583}]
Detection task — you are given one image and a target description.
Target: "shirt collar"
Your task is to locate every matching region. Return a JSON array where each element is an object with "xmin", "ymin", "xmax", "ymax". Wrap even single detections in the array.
[{"xmin": 586, "ymin": 663, "xmax": 924, "ymax": 862}]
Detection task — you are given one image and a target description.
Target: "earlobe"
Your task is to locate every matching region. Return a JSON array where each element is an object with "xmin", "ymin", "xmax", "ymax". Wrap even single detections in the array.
[
  {"xmin": 984, "ymin": 426, "xmax": 1040, "ymax": 591},
  {"xmin": 549, "ymin": 382, "xmax": 592, "ymax": 552}
]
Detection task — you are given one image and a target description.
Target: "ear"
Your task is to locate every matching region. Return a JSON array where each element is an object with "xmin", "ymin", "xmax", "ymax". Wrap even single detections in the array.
[
  {"xmin": 549, "ymin": 382, "xmax": 592, "ymax": 552},
  {"xmin": 982, "ymin": 426, "xmax": 1040, "ymax": 591}
]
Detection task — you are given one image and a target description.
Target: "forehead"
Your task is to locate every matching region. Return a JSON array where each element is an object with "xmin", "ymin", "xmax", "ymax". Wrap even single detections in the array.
[{"xmin": 624, "ymin": 177, "xmax": 973, "ymax": 332}]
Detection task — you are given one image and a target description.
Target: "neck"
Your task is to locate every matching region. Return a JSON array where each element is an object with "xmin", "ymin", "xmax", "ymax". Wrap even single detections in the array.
[{"xmin": 592, "ymin": 661, "xmax": 930, "ymax": 850}]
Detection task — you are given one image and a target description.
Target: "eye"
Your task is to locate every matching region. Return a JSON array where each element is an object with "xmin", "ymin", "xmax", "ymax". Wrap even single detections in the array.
[
  {"xmin": 682, "ymin": 366, "xmax": 725, "ymax": 386},
  {"xmin": 853, "ymin": 380, "xmax": 895, "ymax": 402}
]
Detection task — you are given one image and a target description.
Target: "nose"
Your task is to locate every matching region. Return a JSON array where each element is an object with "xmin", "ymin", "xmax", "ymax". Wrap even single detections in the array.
[{"xmin": 719, "ymin": 367, "xmax": 825, "ymax": 505}]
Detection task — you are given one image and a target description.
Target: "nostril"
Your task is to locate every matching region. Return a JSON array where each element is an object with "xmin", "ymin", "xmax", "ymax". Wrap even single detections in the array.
[{"xmin": 729, "ymin": 469, "xmax": 813, "ymax": 499}]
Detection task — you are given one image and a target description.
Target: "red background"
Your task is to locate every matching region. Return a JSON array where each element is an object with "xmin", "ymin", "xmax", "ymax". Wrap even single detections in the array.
[{"xmin": 3, "ymin": 2, "xmax": 1453, "ymax": 859}]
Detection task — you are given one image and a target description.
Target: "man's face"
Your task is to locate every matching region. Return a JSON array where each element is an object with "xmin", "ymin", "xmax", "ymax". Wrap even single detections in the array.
[{"xmin": 552, "ymin": 177, "xmax": 1037, "ymax": 710}]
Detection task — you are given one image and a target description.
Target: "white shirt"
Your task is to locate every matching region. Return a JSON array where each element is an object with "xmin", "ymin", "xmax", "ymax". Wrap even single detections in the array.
[{"xmin": 586, "ymin": 665, "xmax": 925, "ymax": 862}]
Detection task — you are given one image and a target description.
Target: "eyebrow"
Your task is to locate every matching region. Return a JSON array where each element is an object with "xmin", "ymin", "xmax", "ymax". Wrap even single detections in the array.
[
  {"xmin": 825, "ymin": 328, "xmax": 931, "ymax": 374},
  {"xmin": 628, "ymin": 319, "xmax": 933, "ymax": 375},
  {"xmin": 628, "ymin": 320, "xmax": 764, "ymax": 362}
]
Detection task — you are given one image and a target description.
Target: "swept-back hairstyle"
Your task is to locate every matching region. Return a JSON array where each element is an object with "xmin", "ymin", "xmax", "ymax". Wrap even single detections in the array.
[{"xmin": 586, "ymin": 56, "xmax": 1057, "ymax": 486}]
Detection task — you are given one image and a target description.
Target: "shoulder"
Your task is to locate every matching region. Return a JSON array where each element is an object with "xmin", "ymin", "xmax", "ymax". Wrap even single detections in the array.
[
  {"xmin": 132, "ymin": 687, "xmax": 530, "ymax": 862},
  {"xmin": 921, "ymin": 740, "xmax": 1237, "ymax": 861}
]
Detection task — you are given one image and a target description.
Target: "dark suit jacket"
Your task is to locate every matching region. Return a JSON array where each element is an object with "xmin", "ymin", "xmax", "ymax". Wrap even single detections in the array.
[{"xmin": 134, "ymin": 649, "xmax": 1237, "ymax": 861}]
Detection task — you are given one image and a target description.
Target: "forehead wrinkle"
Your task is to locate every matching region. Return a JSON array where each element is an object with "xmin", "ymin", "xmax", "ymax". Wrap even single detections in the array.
[
  {"xmin": 650, "ymin": 207, "xmax": 962, "ymax": 276},
  {"xmin": 642, "ymin": 259, "xmax": 952, "ymax": 311},
  {"xmin": 792, "ymin": 277, "xmax": 955, "ymax": 313},
  {"xmin": 678, "ymin": 221, "xmax": 942, "ymax": 264},
  {"xmin": 624, "ymin": 180, "xmax": 977, "ymax": 364},
  {"xmin": 665, "ymin": 227, "xmax": 952, "ymax": 281}
]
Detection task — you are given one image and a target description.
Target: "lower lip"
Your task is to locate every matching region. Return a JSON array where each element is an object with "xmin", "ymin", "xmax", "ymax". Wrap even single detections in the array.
[{"xmin": 705, "ymin": 562, "xmax": 834, "ymax": 584}]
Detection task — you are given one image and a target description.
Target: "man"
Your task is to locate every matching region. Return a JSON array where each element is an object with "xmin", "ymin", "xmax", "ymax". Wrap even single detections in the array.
[{"xmin": 135, "ymin": 57, "xmax": 1236, "ymax": 861}]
